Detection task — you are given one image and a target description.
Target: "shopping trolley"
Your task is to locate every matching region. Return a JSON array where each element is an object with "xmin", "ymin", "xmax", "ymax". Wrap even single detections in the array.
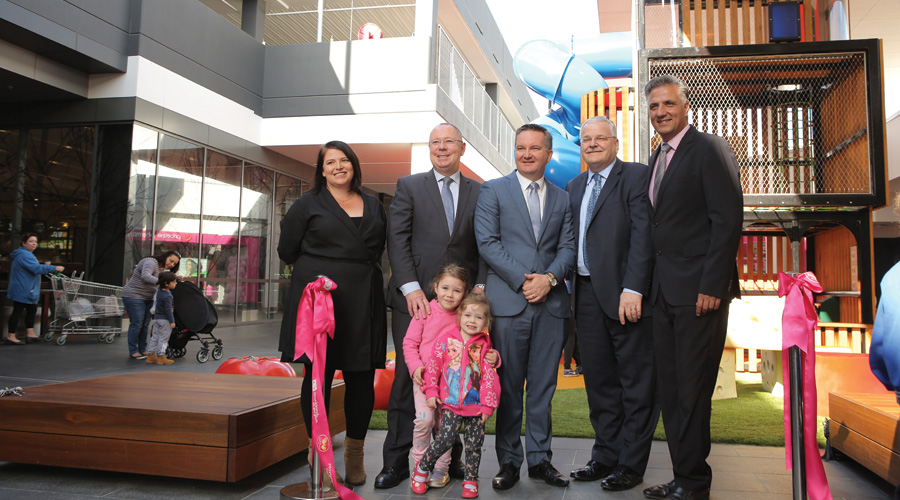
[{"xmin": 46, "ymin": 272, "xmax": 125, "ymax": 345}]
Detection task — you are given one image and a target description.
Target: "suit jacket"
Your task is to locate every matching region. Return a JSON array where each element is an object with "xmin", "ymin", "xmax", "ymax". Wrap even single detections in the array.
[
  {"xmin": 474, "ymin": 171, "xmax": 576, "ymax": 318},
  {"xmin": 649, "ymin": 125, "xmax": 743, "ymax": 306},
  {"xmin": 386, "ymin": 170, "xmax": 485, "ymax": 308},
  {"xmin": 565, "ymin": 159, "xmax": 653, "ymax": 320}
]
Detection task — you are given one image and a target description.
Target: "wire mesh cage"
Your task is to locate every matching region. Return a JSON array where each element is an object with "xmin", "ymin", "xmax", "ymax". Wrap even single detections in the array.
[
  {"xmin": 643, "ymin": 44, "xmax": 884, "ymax": 206},
  {"xmin": 47, "ymin": 272, "xmax": 124, "ymax": 345}
]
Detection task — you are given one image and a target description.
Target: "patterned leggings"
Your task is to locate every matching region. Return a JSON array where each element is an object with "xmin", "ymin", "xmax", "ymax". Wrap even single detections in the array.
[{"xmin": 419, "ymin": 409, "xmax": 485, "ymax": 481}]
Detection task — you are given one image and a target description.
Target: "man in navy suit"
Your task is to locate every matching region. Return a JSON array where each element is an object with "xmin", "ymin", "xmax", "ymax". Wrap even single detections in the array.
[
  {"xmin": 641, "ymin": 76, "xmax": 743, "ymax": 500},
  {"xmin": 376, "ymin": 123, "xmax": 485, "ymax": 489},
  {"xmin": 474, "ymin": 124, "xmax": 576, "ymax": 490},
  {"xmin": 565, "ymin": 116, "xmax": 658, "ymax": 492}
]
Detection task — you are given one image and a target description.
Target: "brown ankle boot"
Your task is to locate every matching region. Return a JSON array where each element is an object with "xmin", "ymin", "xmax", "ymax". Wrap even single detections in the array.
[
  {"xmin": 146, "ymin": 353, "xmax": 158, "ymax": 364},
  {"xmin": 344, "ymin": 437, "xmax": 366, "ymax": 485}
]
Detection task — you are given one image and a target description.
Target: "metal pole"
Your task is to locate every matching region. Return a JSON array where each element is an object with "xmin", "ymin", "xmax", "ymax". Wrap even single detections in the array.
[
  {"xmin": 789, "ymin": 345, "xmax": 807, "ymax": 500},
  {"xmin": 280, "ymin": 439, "xmax": 339, "ymax": 499}
]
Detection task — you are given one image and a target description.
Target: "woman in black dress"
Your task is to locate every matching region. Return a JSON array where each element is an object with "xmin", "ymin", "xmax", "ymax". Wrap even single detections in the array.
[{"xmin": 277, "ymin": 140, "xmax": 386, "ymax": 486}]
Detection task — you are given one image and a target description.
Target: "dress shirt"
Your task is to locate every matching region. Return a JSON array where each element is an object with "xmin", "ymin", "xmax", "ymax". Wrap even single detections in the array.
[
  {"xmin": 648, "ymin": 125, "xmax": 690, "ymax": 201},
  {"xmin": 515, "ymin": 171, "xmax": 546, "ymax": 217},
  {"xmin": 577, "ymin": 162, "xmax": 613, "ymax": 276}
]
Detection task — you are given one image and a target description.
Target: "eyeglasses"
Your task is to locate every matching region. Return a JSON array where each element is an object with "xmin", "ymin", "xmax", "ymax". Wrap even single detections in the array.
[
  {"xmin": 430, "ymin": 139, "xmax": 462, "ymax": 148},
  {"xmin": 582, "ymin": 136, "xmax": 616, "ymax": 144}
]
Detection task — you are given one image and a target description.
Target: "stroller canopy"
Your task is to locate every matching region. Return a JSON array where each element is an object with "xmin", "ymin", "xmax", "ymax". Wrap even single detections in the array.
[{"xmin": 171, "ymin": 281, "xmax": 218, "ymax": 333}]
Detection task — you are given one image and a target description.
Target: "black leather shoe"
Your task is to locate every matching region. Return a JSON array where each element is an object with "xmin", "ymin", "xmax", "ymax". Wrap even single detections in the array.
[
  {"xmin": 570, "ymin": 459, "xmax": 613, "ymax": 481},
  {"xmin": 527, "ymin": 460, "xmax": 569, "ymax": 487},
  {"xmin": 666, "ymin": 486, "xmax": 710, "ymax": 500},
  {"xmin": 492, "ymin": 463, "xmax": 520, "ymax": 490},
  {"xmin": 601, "ymin": 465, "xmax": 642, "ymax": 491},
  {"xmin": 643, "ymin": 480, "xmax": 676, "ymax": 499},
  {"xmin": 373, "ymin": 466, "xmax": 409, "ymax": 489}
]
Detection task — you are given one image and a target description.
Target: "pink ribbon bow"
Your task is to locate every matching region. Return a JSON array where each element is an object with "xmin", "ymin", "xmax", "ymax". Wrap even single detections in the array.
[
  {"xmin": 778, "ymin": 271, "xmax": 832, "ymax": 500},
  {"xmin": 294, "ymin": 276, "xmax": 364, "ymax": 500}
]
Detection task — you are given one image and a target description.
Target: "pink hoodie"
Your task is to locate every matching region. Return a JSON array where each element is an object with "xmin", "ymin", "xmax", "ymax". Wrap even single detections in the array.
[
  {"xmin": 423, "ymin": 329, "xmax": 500, "ymax": 417},
  {"xmin": 402, "ymin": 299, "xmax": 459, "ymax": 377}
]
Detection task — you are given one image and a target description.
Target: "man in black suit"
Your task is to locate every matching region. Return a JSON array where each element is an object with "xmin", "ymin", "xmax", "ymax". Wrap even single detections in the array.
[
  {"xmin": 564, "ymin": 116, "xmax": 657, "ymax": 492},
  {"xmin": 375, "ymin": 122, "xmax": 485, "ymax": 489},
  {"xmin": 641, "ymin": 76, "xmax": 743, "ymax": 500}
]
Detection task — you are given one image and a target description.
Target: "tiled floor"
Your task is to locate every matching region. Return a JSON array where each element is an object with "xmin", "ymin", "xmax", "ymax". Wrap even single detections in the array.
[{"xmin": 0, "ymin": 322, "xmax": 895, "ymax": 499}]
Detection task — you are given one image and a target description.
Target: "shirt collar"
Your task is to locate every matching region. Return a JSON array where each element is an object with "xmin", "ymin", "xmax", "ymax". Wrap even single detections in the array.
[
  {"xmin": 434, "ymin": 169, "xmax": 461, "ymax": 184},
  {"xmin": 515, "ymin": 171, "xmax": 545, "ymax": 191},
  {"xmin": 590, "ymin": 160, "xmax": 616, "ymax": 184},
  {"xmin": 665, "ymin": 124, "xmax": 690, "ymax": 150}
]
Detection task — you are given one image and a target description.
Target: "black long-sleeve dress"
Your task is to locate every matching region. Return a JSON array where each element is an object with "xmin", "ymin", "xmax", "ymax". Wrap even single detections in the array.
[{"xmin": 277, "ymin": 188, "xmax": 387, "ymax": 371}]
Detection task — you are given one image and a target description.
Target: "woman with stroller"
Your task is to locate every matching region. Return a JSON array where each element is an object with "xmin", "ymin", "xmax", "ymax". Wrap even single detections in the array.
[
  {"xmin": 121, "ymin": 251, "xmax": 181, "ymax": 360},
  {"xmin": 277, "ymin": 140, "xmax": 387, "ymax": 486},
  {"xmin": 5, "ymin": 233, "xmax": 64, "ymax": 345}
]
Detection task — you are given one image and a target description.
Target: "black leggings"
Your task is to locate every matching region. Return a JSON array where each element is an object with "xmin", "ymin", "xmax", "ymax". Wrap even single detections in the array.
[
  {"xmin": 300, "ymin": 361, "xmax": 375, "ymax": 440},
  {"xmin": 8, "ymin": 301, "xmax": 37, "ymax": 334}
]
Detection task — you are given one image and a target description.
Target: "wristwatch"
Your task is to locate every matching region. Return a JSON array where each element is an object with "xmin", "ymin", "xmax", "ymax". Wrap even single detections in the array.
[{"xmin": 545, "ymin": 272, "xmax": 558, "ymax": 287}]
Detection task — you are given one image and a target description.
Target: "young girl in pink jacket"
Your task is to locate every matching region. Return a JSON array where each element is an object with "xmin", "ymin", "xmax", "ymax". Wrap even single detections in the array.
[{"xmin": 411, "ymin": 293, "xmax": 500, "ymax": 498}]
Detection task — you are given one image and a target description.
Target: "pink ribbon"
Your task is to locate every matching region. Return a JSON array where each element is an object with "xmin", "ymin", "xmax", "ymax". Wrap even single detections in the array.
[
  {"xmin": 294, "ymin": 276, "xmax": 364, "ymax": 500},
  {"xmin": 778, "ymin": 271, "xmax": 832, "ymax": 500}
]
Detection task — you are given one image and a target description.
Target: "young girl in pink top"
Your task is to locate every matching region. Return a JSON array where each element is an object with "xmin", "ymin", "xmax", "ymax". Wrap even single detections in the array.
[
  {"xmin": 411, "ymin": 293, "xmax": 500, "ymax": 498},
  {"xmin": 402, "ymin": 264, "xmax": 470, "ymax": 488}
]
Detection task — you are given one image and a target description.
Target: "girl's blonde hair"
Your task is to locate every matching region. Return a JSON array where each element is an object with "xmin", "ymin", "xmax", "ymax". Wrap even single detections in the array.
[
  {"xmin": 431, "ymin": 263, "xmax": 470, "ymax": 295},
  {"xmin": 457, "ymin": 293, "xmax": 493, "ymax": 332}
]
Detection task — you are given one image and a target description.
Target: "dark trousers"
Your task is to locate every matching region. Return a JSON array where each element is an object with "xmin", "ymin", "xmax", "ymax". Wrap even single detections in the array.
[
  {"xmin": 562, "ymin": 317, "xmax": 581, "ymax": 369},
  {"xmin": 575, "ymin": 277, "xmax": 658, "ymax": 474},
  {"xmin": 420, "ymin": 409, "xmax": 485, "ymax": 481},
  {"xmin": 8, "ymin": 301, "xmax": 37, "ymax": 334},
  {"xmin": 381, "ymin": 308, "xmax": 416, "ymax": 469},
  {"xmin": 300, "ymin": 361, "xmax": 375, "ymax": 440},
  {"xmin": 652, "ymin": 291, "xmax": 729, "ymax": 491}
]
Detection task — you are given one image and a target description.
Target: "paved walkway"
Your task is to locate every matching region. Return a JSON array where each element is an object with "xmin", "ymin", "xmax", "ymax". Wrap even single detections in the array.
[{"xmin": 0, "ymin": 322, "xmax": 893, "ymax": 499}]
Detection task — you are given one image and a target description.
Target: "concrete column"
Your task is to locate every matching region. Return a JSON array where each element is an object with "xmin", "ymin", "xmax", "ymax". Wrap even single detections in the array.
[
  {"xmin": 241, "ymin": 0, "xmax": 266, "ymax": 42},
  {"xmin": 415, "ymin": 0, "xmax": 438, "ymax": 84}
]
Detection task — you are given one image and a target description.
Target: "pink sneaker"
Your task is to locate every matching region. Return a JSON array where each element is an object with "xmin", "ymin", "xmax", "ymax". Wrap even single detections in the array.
[
  {"xmin": 462, "ymin": 480, "xmax": 479, "ymax": 498},
  {"xmin": 410, "ymin": 461, "xmax": 429, "ymax": 494}
]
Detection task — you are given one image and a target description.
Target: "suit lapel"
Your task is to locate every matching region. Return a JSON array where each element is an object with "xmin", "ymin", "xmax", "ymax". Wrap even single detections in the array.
[
  {"xmin": 655, "ymin": 126, "xmax": 696, "ymax": 208},
  {"xmin": 506, "ymin": 173, "xmax": 535, "ymax": 242},
  {"xmin": 455, "ymin": 176, "xmax": 475, "ymax": 236},
  {"xmin": 321, "ymin": 190, "xmax": 369, "ymax": 249},
  {"xmin": 539, "ymin": 183, "xmax": 557, "ymax": 242},
  {"xmin": 588, "ymin": 160, "xmax": 621, "ymax": 225},
  {"xmin": 423, "ymin": 170, "xmax": 451, "ymax": 236},
  {"xmin": 570, "ymin": 172, "xmax": 588, "ymax": 231}
]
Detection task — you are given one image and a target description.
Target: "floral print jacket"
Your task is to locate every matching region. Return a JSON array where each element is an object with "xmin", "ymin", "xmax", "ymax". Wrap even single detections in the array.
[{"xmin": 423, "ymin": 329, "xmax": 500, "ymax": 417}]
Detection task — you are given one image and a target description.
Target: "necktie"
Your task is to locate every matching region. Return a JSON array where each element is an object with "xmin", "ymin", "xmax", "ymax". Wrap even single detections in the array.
[
  {"xmin": 583, "ymin": 173, "xmax": 603, "ymax": 267},
  {"xmin": 441, "ymin": 177, "xmax": 455, "ymax": 234},
  {"xmin": 652, "ymin": 143, "xmax": 671, "ymax": 205},
  {"xmin": 528, "ymin": 182, "xmax": 541, "ymax": 240}
]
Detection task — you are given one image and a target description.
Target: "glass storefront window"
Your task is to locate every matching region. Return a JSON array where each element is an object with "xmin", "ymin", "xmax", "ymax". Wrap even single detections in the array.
[
  {"xmin": 0, "ymin": 127, "xmax": 94, "ymax": 277},
  {"xmin": 153, "ymin": 134, "xmax": 204, "ymax": 274},
  {"xmin": 238, "ymin": 164, "xmax": 273, "ymax": 321},
  {"xmin": 269, "ymin": 173, "xmax": 306, "ymax": 322},
  {"xmin": 126, "ymin": 125, "xmax": 159, "ymax": 278}
]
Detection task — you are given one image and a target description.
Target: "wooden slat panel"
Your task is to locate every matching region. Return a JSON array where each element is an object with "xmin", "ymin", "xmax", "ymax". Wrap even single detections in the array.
[
  {"xmin": 622, "ymin": 87, "xmax": 631, "ymax": 161},
  {"xmin": 742, "ymin": 0, "xmax": 751, "ymax": 44},
  {"xmin": 753, "ymin": 0, "xmax": 764, "ymax": 44},
  {"xmin": 683, "ymin": 0, "xmax": 692, "ymax": 46},
  {"xmin": 717, "ymin": 0, "xmax": 727, "ymax": 44},
  {"xmin": 730, "ymin": 0, "xmax": 739, "ymax": 44},
  {"xmin": 829, "ymin": 421, "xmax": 900, "ymax": 486},
  {"xmin": 706, "ymin": 0, "xmax": 714, "ymax": 45},
  {"xmin": 736, "ymin": 347, "xmax": 745, "ymax": 372},
  {"xmin": 803, "ymin": 0, "xmax": 814, "ymax": 41}
]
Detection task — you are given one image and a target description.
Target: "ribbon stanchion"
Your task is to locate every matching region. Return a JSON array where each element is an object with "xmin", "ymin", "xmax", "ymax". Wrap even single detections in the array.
[
  {"xmin": 778, "ymin": 271, "xmax": 833, "ymax": 500},
  {"xmin": 281, "ymin": 276, "xmax": 364, "ymax": 500}
]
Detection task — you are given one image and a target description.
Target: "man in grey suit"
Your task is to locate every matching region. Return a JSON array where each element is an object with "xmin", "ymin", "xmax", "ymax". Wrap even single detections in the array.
[
  {"xmin": 474, "ymin": 123, "xmax": 576, "ymax": 490},
  {"xmin": 375, "ymin": 123, "xmax": 485, "ymax": 489},
  {"xmin": 641, "ymin": 76, "xmax": 742, "ymax": 500},
  {"xmin": 565, "ymin": 116, "xmax": 658, "ymax": 492}
]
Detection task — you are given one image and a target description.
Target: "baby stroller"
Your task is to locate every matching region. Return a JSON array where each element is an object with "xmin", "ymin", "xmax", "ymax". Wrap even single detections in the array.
[{"xmin": 166, "ymin": 280, "xmax": 223, "ymax": 363}]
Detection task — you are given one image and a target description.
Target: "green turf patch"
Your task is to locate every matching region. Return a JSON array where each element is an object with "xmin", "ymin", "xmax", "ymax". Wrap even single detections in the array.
[{"xmin": 368, "ymin": 373, "xmax": 826, "ymax": 448}]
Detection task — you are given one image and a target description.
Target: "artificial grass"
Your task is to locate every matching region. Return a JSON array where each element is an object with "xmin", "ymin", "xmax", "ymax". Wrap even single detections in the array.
[{"xmin": 368, "ymin": 373, "xmax": 827, "ymax": 448}]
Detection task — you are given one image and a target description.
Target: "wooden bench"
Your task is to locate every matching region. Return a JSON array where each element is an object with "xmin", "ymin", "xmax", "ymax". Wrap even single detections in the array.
[
  {"xmin": 0, "ymin": 371, "xmax": 345, "ymax": 482},
  {"xmin": 828, "ymin": 392, "xmax": 900, "ymax": 486}
]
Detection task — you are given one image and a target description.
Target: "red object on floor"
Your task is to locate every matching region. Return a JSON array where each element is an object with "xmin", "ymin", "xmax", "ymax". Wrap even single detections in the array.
[
  {"xmin": 215, "ymin": 356, "xmax": 297, "ymax": 377},
  {"xmin": 815, "ymin": 352, "xmax": 891, "ymax": 417},
  {"xmin": 373, "ymin": 359, "xmax": 396, "ymax": 410}
]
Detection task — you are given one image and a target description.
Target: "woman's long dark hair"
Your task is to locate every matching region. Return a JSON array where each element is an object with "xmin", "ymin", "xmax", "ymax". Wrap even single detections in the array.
[
  {"xmin": 311, "ymin": 141, "xmax": 362, "ymax": 195},
  {"xmin": 153, "ymin": 250, "xmax": 181, "ymax": 273}
]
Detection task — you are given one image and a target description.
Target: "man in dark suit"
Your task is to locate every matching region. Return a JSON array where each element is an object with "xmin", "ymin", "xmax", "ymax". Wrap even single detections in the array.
[
  {"xmin": 564, "ymin": 116, "xmax": 658, "ymax": 492},
  {"xmin": 375, "ymin": 122, "xmax": 485, "ymax": 489},
  {"xmin": 641, "ymin": 76, "xmax": 743, "ymax": 500},
  {"xmin": 474, "ymin": 124, "xmax": 576, "ymax": 490}
]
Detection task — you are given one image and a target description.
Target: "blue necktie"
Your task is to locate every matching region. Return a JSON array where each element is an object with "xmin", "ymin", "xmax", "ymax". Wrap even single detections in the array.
[
  {"xmin": 528, "ymin": 182, "xmax": 541, "ymax": 240},
  {"xmin": 441, "ymin": 177, "xmax": 455, "ymax": 235},
  {"xmin": 583, "ymin": 173, "xmax": 603, "ymax": 267}
]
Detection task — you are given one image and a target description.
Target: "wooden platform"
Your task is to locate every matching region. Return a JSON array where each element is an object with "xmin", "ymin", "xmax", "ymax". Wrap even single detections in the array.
[
  {"xmin": 829, "ymin": 392, "xmax": 900, "ymax": 486},
  {"xmin": 0, "ymin": 371, "xmax": 345, "ymax": 482}
]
